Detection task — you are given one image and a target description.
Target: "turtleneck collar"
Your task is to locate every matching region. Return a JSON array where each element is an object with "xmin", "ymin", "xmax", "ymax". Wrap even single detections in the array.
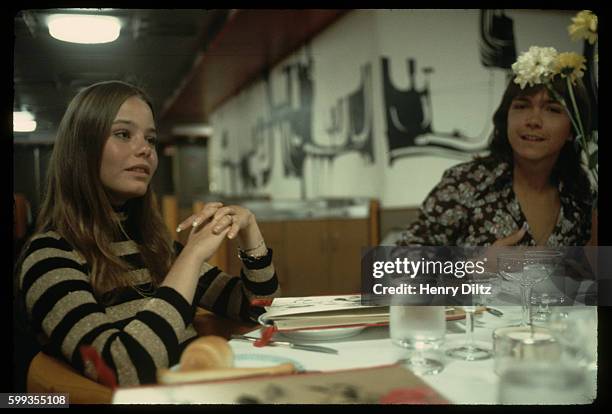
[{"xmin": 112, "ymin": 203, "xmax": 129, "ymax": 213}]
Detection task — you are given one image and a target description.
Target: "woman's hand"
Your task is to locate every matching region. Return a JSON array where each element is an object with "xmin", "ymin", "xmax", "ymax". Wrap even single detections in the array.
[
  {"xmin": 183, "ymin": 218, "xmax": 230, "ymax": 263},
  {"xmin": 210, "ymin": 205, "xmax": 254, "ymax": 240},
  {"xmin": 209, "ymin": 205, "xmax": 267, "ymax": 256},
  {"xmin": 178, "ymin": 202, "xmax": 267, "ymax": 259},
  {"xmin": 176, "ymin": 202, "xmax": 230, "ymax": 262},
  {"xmin": 176, "ymin": 202, "xmax": 224, "ymax": 233}
]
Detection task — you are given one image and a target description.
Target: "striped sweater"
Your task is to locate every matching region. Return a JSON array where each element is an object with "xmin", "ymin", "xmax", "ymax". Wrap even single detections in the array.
[{"xmin": 18, "ymin": 229, "xmax": 280, "ymax": 386}]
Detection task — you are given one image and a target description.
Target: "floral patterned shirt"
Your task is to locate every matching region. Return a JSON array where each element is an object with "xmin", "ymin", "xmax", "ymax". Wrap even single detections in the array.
[{"xmin": 398, "ymin": 158, "xmax": 592, "ymax": 247}]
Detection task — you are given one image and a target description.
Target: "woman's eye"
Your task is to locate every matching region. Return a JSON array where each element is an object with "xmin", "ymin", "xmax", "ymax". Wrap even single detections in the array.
[
  {"xmin": 146, "ymin": 136, "xmax": 158, "ymax": 146},
  {"xmin": 547, "ymin": 106, "xmax": 563, "ymax": 114},
  {"xmin": 114, "ymin": 130, "xmax": 129, "ymax": 139},
  {"xmin": 511, "ymin": 103, "xmax": 527, "ymax": 110}
]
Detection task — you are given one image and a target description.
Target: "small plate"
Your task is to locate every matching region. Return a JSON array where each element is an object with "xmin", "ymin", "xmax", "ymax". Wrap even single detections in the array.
[
  {"xmin": 258, "ymin": 313, "xmax": 367, "ymax": 341},
  {"xmin": 233, "ymin": 353, "xmax": 305, "ymax": 371},
  {"xmin": 170, "ymin": 353, "xmax": 305, "ymax": 372},
  {"xmin": 276, "ymin": 326, "xmax": 366, "ymax": 342}
]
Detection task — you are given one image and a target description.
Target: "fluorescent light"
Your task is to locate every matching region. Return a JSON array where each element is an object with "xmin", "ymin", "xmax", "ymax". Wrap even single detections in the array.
[
  {"xmin": 13, "ymin": 111, "xmax": 37, "ymax": 133},
  {"xmin": 47, "ymin": 14, "xmax": 121, "ymax": 44}
]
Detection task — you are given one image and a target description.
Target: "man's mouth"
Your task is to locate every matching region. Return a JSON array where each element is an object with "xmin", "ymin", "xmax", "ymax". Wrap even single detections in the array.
[{"xmin": 520, "ymin": 134, "xmax": 545, "ymax": 142}]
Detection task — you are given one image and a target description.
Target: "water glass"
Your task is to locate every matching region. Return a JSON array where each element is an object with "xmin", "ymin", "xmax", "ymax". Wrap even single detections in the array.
[
  {"xmin": 548, "ymin": 306, "xmax": 597, "ymax": 368},
  {"xmin": 498, "ymin": 361, "xmax": 590, "ymax": 404},
  {"xmin": 390, "ymin": 305, "xmax": 446, "ymax": 375},
  {"xmin": 492, "ymin": 325, "xmax": 561, "ymax": 375}
]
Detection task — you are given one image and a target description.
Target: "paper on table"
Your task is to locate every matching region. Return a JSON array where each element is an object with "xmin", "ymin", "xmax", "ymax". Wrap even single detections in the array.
[
  {"xmin": 263, "ymin": 294, "xmax": 384, "ymax": 318},
  {"xmin": 114, "ymin": 364, "xmax": 450, "ymax": 404}
]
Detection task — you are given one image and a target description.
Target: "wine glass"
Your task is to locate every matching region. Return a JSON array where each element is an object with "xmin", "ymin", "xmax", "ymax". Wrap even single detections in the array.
[
  {"xmin": 390, "ymin": 305, "xmax": 446, "ymax": 375},
  {"xmin": 445, "ymin": 274, "xmax": 495, "ymax": 361},
  {"xmin": 524, "ymin": 250, "xmax": 563, "ymax": 323},
  {"xmin": 497, "ymin": 253, "xmax": 548, "ymax": 327}
]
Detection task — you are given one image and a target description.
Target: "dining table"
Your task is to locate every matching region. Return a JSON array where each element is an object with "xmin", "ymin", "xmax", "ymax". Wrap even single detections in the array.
[{"xmin": 111, "ymin": 304, "xmax": 598, "ymax": 404}]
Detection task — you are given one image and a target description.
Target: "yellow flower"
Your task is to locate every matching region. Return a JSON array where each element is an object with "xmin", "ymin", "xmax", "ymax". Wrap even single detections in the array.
[
  {"xmin": 554, "ymin": 52, "xmax": 586, "ymax": 83},
  {"xmin": 568, "ymin": 10, "xmax": 598, "ymax": 45}
]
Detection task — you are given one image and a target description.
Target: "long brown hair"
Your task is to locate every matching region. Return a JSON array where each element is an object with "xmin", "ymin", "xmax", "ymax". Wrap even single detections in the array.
[
  {"xmin": 485, "ymin": 75, "xmax": 592, "ymax": 204},
  {"xmin": 33, "ymin": 81, "xmax": 175, "ymax": 299}
]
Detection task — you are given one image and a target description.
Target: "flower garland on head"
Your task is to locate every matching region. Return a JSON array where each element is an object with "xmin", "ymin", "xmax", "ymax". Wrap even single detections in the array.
[{"xmin": 510, "ymin": 10, "xmax": 598, "ymax": 205}]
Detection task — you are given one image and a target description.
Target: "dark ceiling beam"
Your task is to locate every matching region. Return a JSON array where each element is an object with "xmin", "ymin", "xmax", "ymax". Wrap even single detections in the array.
[{"xmin": 160, "ymin": 9, "xmax": 349, "ymax": 124}]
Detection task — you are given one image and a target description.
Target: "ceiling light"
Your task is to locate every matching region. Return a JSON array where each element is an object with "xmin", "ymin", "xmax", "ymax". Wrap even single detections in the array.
[
  {"xmin": 47, "ymin": 14, "xmax": 121, "ymax": 44},
  {"xmin": 13, "ymin": 111, "xmax": 37, "ymax": 133}
]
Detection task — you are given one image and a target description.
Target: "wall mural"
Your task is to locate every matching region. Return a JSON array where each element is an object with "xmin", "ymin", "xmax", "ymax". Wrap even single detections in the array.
[
  {"xmin": 383, "ymin": 10, "xmax": 517, "ymax": 164},
  {"xmin": 218, "ymin": 48, "xmax": 374, "ymax": 197}
]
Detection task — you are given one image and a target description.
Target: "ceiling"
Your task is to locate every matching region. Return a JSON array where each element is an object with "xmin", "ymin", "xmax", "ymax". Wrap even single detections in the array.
[{"xmin": 13, "ymin": 8, "xmax": 229, "ymax": 142}]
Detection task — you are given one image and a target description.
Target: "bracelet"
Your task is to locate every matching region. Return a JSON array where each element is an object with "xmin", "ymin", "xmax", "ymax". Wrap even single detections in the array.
[
  {"xmin": 240, "ymin": 239, "xmax": 265, "ymax": 254},
  {"xmin": 238, "ymin": 247, "xmax": 268, "ymax": 263}
]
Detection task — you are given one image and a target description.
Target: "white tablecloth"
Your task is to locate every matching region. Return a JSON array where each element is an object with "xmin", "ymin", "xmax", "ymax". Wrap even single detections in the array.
[{"xmin": 229, "ymin": 306, "xmax": 598, "ymax": 404}]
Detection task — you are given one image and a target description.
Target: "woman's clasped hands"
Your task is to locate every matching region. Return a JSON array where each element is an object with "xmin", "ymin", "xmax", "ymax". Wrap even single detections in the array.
[{"xmin": 176, "ymin": 202, "xmax": 256, "ymax": 261}]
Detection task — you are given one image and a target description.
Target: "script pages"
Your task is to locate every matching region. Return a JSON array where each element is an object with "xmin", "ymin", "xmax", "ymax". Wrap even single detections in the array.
[{"xmin": 260, "ymin": 294, "xmax": 389, "ymax": 331}]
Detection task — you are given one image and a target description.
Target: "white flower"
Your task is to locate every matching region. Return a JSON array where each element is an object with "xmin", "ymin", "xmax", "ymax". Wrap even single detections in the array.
[{"xmin": 512, "ymin": 46, "xmax": 558, "ymax": 88}]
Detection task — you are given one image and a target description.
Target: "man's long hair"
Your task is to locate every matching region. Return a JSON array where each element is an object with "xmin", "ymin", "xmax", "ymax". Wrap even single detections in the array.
[{"xmin": 485, "ymin": 75, "xmax": 593, "ymax": 204}]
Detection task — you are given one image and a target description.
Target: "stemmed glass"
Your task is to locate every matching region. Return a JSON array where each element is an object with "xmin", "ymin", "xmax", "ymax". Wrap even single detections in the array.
[
  {"xmin": 524, "ymin": 250, "xmax": 563, "ymax": 323},
  {"xmin": 498, "ymin": 253, "xmax": 548, "ymax": 327},
  {"xmin": 445, "ymin": 273, "xmax": 497, "ymax": 361},
  {"xmin": 390, "ymin": 305, "xmax": 446, "ymax": 375}
]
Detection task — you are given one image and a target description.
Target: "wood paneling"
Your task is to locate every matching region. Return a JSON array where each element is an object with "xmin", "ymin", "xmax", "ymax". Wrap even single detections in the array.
[{"xmin": 162, "ymin": 9, "xmax": 349, "ymax": 123}]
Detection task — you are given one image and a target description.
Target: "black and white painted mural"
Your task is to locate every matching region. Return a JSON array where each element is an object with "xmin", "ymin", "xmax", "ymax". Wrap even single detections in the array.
[
  {"xmin": 383, "ymin": 10, "xmax": 517, "ymax": 164},
  {"xmin": 216, "ymin": 48, "xmax": 374, "ymax": 198},
  {"xmin": 209, "ymin": 10, "xmax": 582, "ymax": 206}
]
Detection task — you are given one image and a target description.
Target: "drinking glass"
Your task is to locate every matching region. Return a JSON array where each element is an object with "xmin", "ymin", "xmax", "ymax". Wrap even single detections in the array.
[
  {"xmin": 498, "ymin": 254, "xmax": 548, "ymax": 327},
  {"xmin": 548, "ymin": 306, "xmax": 597, "ymax": 369},
  {"xmin": 548, "ymin": 306, "xmax": 597, "ymax": 401},
  {"xmin": 445, "ymin": 305, "xmax": 492, "ymax": 360},
  {"xmin": 498, "ymin": 361, "xmax": 590, "ymax": 404},
  {"xmin": 445, "ymin": 274, "xmax": 495, "ymax": 361},
  {"xmin": 390, "ymin": 305, "xmax": 446, "ymax": 375},
  {"xmin": 524, "ymin": 250, "xmax": 563, "ymax": 323}
]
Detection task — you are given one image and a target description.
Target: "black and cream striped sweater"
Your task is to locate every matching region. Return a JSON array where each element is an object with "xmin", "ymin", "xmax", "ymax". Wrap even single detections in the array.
[{"xmin": 18, "ymin": 229, "xmax": 279, "ymax": 386}]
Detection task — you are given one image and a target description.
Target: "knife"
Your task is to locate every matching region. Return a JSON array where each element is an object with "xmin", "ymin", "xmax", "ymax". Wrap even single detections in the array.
[
  {"xmin": 231, "ymin": 334, "xmax": 338, "ymax": 355},
  {"xmin": 486, "ymin": 307, "xmax": 504, "ymax": 317}
]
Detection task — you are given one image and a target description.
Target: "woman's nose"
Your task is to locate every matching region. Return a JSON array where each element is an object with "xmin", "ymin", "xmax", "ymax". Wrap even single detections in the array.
[{"xmin": 134, "ymin": 135, "xmax": 153, "ymax": 157}]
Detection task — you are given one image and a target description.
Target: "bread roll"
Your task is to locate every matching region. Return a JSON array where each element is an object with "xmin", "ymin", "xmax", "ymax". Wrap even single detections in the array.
[{"xmin": 179, "ymin": 336, "xmax": 234, "ymax": 372}]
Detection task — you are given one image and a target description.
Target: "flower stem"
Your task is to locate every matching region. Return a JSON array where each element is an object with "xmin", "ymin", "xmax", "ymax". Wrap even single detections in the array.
[{"xmin": 566, "ymin": 77, "xmax": 585, "ymax": 140}]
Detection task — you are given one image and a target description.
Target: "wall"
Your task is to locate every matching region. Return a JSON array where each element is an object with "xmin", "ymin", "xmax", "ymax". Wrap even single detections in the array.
[{"xmin": 208, "ymin": 9, "xmax": 581, "ymax": 208}]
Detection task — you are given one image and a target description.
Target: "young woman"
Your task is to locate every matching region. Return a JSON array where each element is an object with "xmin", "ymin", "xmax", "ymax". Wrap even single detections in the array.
[
  {"xmin": 15, "ymin": 81, "xmax": 280, "ymax": 386},
  {"xmin": 398, "ymin": 75, "xmax": 594, "ymax": 247}
]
